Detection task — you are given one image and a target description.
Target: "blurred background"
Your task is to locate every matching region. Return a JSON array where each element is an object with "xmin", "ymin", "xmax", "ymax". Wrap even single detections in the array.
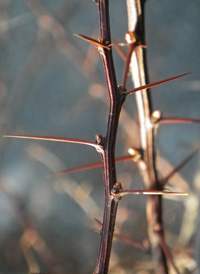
[{"xmin": 0, "ymin": 0, "xmax": 200, "ymax": 273}]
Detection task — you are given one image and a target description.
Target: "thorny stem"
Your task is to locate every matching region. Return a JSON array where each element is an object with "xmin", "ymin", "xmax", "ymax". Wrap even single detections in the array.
[
  {"xmin": 94, "ymin": 1, "xmax": 125, "ymax": 274},
  {"xmin": 126, "ymin": 0, "xmax": 168, "ymax": 273}
]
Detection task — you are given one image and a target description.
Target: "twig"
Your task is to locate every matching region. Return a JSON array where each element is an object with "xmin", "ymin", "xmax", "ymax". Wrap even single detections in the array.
[
  {"xmin": 93, "ymin": 1, "xmax": 125, "ymax": 273},
  {"xmin": 94, "ymin": 218, "xmax": 147, "ymax": 251},
  {"xmin": 160, "ymin": 150, "xmax": 199, "ymax": 186},
  {"xmin": 159, "ymin": 236, "xmax": 180, "ymax": 274},
  {"xmin": 126, "ymin": 0, "xmax": 169, "ymax": 273}
]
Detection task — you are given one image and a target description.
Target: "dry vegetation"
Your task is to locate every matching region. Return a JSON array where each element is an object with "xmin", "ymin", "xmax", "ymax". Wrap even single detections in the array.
[{"xmin": 0, "ymin": 0, "xmax": 200, "ymax": 273}]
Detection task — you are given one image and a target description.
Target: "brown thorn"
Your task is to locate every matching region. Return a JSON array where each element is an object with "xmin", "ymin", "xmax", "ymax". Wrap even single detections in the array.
[
  {"xmin": 159, "ymin": 118, "xmax": 200, "ymax": 125},
  {"xmin": 75, "ymin": 33, "xmax": 111, "ymax": 50},
  {"xmin": 113, "ymin": 41, "xmax": 126, "ymax": 61},
  {"xmin": 49, "ymin": 155, "xmax": 133, "ymax": 177},
  {"xmin": 126, "ymin": 72, "xmax": 192, "ymax": 96},
  {"xmin": 122, "ymin": 44, "xmax": 135, "ymax": 87},
  {"xmin": 114, "ymin": 232, "xmax": 148, "ymax": 251},
  {"xmin": 94, "ymin": 218, "xmax": 103, "ymax": 229},
  {"xmin": 113, "ymin": 189, "xmax": 188, "ymax": 198},
  {"xmin": 3, "ymin": 134, "xmax": 99, "ymax": 149}
]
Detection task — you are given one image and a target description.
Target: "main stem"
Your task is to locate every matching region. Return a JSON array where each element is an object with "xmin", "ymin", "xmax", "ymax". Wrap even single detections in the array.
[
  {"xmin": 94, "ymin": 1, "xmax": 125, "ymax": 274},
  {"xmin": 126, "ymin": 0, "xmax": 168, "ymax": 273}
]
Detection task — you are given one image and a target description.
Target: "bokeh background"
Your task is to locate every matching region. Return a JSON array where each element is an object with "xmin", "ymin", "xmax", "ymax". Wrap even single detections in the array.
[{"xmin": 0, "ymin": 0, "xmax": 200, "ymax": 273}]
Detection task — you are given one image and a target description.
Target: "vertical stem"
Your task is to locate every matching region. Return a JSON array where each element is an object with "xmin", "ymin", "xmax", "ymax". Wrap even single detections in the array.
[
  {"xmin": 126, "ymin": 0, "xmax": 168, "ymax": 273},
  {"xmin": 94, "ymin": 1, "xmax": 125, "ymax": 273}
]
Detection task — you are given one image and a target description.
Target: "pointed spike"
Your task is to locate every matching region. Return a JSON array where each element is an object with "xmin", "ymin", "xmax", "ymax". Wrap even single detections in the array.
[
  {"xmin": 161, "ymin": 150, "xmax": 199, "ymax": 186},
  {"xmin": 126, "ymin": 72, "xmax": 192, "ymax": 96},
  {"xmin": 114, "ymin": 190, "xmax": 188, "ymax": 197},
  {"xmin": 51, "ymin": 162, "xmax": 103, "ymax": 177},
  {"xmin": 94, "ymin": 218, "xmax": 103, "ymax": 229},
  {"xmin": 159, "ymin": 118, "xmax": 200, "ymax": 124},
  {"xmin": 75, "ymin": 33, "xmax": 111, "ymax": 50},
  {"xmin": 114, "ymin": 232, "xmax": 148, "ymax": 250},
  {"xmin": 122, "ymin": 44, "xmax": 135, "ymax": 87},
  {"xmin": 113, "ymin": 41, "xmax": 126, "ymax": 61},
  {"xmin": 3, "ymin": 134, "xmax": 98, "ymax": 148},
  {"xmin": 50, "ymin": 155, "xmax": 133, "ymax": 176}
]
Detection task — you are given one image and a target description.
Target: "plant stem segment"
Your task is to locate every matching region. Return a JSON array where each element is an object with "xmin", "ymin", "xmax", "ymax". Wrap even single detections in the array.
[
  {"xmin": 126, "ymin": 0, "xmax": 168, "ymax": 273},
  {"xmin": 94, "ymin": 1, "xmax": 125, "ymax": 273}
]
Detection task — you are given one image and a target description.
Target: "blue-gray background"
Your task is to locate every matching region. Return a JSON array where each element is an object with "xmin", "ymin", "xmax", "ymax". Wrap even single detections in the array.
[{"xmin": 0, "ymin": 0, "xmax": 200, "ymax": 273}]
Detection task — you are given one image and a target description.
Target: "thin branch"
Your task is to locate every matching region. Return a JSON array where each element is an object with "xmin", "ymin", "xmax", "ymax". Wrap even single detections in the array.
[
  {"xmin": 27, "ymin": 0, "xmax": 101, "ymax": 82},
  {"xmin": 94, "ymin": 218, "xmax": 148, "ymax": 250},
  {"xmin": 159, "ymin": 236, "xmax": 180, "ymax": 274},
  {"xmin": 160, "ymin": 150, "xmax": 199, "ymax": 186},
  {"xmin": 126, "ymin": 0, "xmax": 169, "ymax": 272}
]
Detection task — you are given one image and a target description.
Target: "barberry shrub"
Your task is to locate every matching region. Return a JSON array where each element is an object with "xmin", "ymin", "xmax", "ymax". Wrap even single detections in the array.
[{"xmin": 1, "ymin": 0, "xmax": 200, "ymax": 273}]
